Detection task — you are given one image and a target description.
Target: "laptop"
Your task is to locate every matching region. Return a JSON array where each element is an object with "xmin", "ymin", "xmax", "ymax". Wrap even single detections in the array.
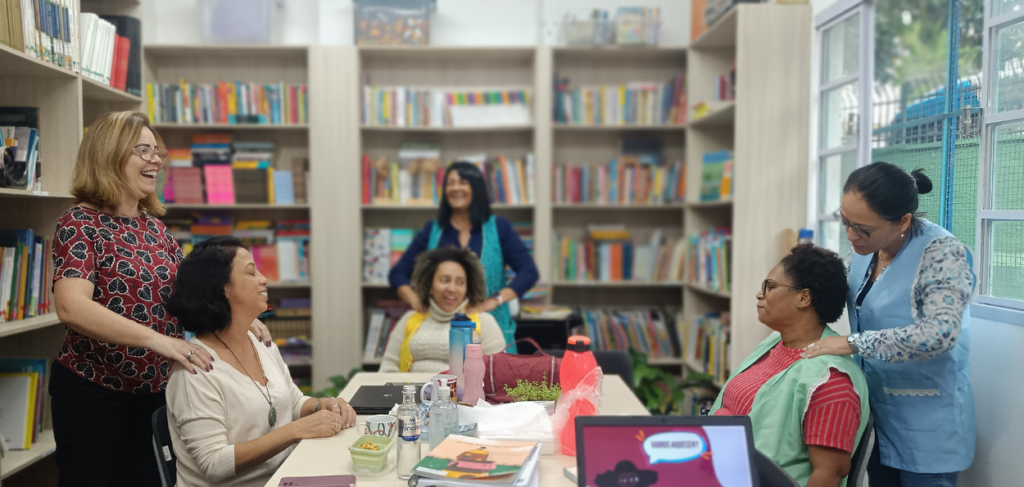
[
  {"xmin": 575, "ymin": 415, "xmax": 760, "ymax": 487},
  {"xmin": 348, "ymin": 385, "xmax": 421, "ymax": 414}
]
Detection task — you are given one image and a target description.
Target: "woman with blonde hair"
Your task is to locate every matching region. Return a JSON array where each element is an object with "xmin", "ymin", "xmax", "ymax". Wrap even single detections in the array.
[
  {"xmin": 380, "ymin": 246, "xmax": 506, "ymax": 372},
  {"xmin": 49, "ymin": 112, "xmax": 272, "ymax": 486}
]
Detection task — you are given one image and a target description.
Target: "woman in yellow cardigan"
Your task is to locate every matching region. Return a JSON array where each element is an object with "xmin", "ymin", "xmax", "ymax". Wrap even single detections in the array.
[{"xmin": 380, "ymin": 247, "xmax": 506, "ymax": 372}]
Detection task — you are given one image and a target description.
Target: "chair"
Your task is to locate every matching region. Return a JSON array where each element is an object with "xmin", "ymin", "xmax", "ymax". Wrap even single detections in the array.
[
  {"xmin": 537, "ymin": 349, "xmax": 634, "ymax": 392},
  {"xmin": 846, "ymin": 414, "xmax": 875, "ymax": 487},
  {"xmin": 151, "ymin": 405, "xmax": 177, "ymax": 487},
  {"xmin": 754, "ymin": 450, "xmax": 801, "ymax": 487}
]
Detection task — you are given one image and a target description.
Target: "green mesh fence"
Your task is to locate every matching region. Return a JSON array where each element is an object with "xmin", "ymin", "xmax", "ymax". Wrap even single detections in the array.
[
  {"xmin": 992, "ymin": 221, "xmax": 1024, "ymax": 302},
  {"xmin": 994, "ymin": 122, "xmax": 1024, "ymax": 211},
  {"xmin": 870, "ymin": 143, "xmax": 944, "ymax": 226},
  {"xmin": 950, "ymin": 137, "xmax": 979, "ymax": 248}
]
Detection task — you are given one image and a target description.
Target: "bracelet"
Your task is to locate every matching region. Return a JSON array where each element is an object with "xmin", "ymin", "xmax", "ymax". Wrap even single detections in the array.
[
  {"xmin": 314, "ymin": 398, "xmax": 321, "ymax": 412},
  {"xmin": 493, "ymin": 293, "xmax": 504, "ymax": 306}
]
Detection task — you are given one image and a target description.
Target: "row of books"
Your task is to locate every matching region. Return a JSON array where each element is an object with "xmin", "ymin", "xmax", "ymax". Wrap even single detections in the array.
[
  {"xmin": 166, "ymin": 216, "xmax": 310, "ymax": 283},
  {"xmin": 700, "ymin": 150, "xmax": 733, "ymax": 202},
  {"xmin": 0, "ymin": 358, "xmax": 47, "ymax": 453},
  {"xmin": 147, "ymin": 81, "xmax": 309, "ymax": 125},
  {"xmin": 0, "ymin": 106, "xmax": 41, "ymax": 192},
  {"xmin": 686, "ymin": 228, "xmax": 732, "ymax": 293},
  {"xmin": 579, "ymin": 308, "xmax": 679, "ymax": 359},
  {"xmin": 362, "ymin": 222, "xmax": 534, "ymax": 285},
  {"xmin": 0, "ymin": 0, "xmax": 77, "ymax": 72},
  {"xmin": 362, "ymin": 228, "xmax": 414, "ymax": 284},
  {"xmin": 553, "ymin": 75, "xmax": 687, "ymax": 126},
  {"xmin": 679, "ymin": 311, "xmax": 731, "ymax": 386},
  {"xmin": 263, "ymin": 297, "xmax": 312, "ymax": 392},
  {"xmin": 0, "ymin": 230, "xmax": 50, "ymax": 323},
  {"xmin": 362, "ymin": 152, "xmax": 536, "ymax": 206},
  {"xmin": 552, "ymin": 159, "xmax": 686, "ymax": 205},
  {"xmin": 80, "ymin": 14, "xmax": 139, "ymax": 93},
  {"xmin": 712, "ymin": 61, "xmax": 737, "ymax": 102},
  {"xmin": 360, "ymin": 84, "xmax": 532, "ymax": 128},
  {"xmin": 555, "ymin": 227, "xmax": 687, "ymax": 283},
  {"xmin": 362, "ymin": 300, "xmax": 411, "ymax": 362}
]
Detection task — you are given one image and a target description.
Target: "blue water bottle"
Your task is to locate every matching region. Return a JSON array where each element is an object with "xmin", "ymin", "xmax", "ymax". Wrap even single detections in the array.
[{"xmin": 449, "ymin": 313, "xmax": 475, "ymax": 388}]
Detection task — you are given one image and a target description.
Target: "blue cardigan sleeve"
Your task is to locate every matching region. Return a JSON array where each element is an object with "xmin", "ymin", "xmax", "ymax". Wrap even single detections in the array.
[
  {"xmin": 495, "ymin": 216, "xmax": 539, "ymax": 297},
  {"xmin": 388, "ymin": 221, "xmax": 434, "ymax": 290}
]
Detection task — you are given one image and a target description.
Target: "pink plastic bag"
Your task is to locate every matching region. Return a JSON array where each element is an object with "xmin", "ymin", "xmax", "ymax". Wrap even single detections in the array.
[{"xmin": 551, "ymin": 366, "xmax": 603, "ymax": 456}]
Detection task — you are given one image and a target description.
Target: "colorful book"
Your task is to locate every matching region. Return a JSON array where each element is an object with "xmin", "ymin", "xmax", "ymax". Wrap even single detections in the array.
[{"xmin": 412, "ymin": 435, "xmax": 538, "ymax": 483}]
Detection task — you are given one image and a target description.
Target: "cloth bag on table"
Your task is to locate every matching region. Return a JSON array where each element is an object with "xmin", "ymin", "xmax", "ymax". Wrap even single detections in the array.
[{"xmin": 482, "ymin": 338, "xmax": 561, "ymax": 404}]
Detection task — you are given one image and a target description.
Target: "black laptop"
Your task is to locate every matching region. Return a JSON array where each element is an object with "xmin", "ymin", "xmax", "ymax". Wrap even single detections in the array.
[
  {"xmin": 348, "ymin": 385, "xmax": 421, "ymax": 415},
  {"xmin": 575, "ymin": 415, "xmax": 760, "ymax": 487}
]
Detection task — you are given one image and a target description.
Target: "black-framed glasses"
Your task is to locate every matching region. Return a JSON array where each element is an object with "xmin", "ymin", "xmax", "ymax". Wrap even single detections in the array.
[
  {"xmin": 835, "ymin": 209, "xmax": 875, "ymax": 239},
  {"xmin": 132, "ymin": 145, "xmax": 167, "ymax": 163},
  {"xmin": 761, "ymin": 279, "xmax": 805, "ymax": 296}
]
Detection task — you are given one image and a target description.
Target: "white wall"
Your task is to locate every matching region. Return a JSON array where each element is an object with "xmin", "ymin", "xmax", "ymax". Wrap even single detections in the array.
[
  {"xmin": 147, "ymin": 0, "xmax": 690, "ymax": 46},
  {"xmin": 960, "ymin": 305, "xmax": 1024, "ymax": 486}
]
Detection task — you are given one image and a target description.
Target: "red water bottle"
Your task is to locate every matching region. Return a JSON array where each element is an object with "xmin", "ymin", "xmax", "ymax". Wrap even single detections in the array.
[{"xmin": 559, "ymin": 335, "xmax": 599, "ymax": 455}]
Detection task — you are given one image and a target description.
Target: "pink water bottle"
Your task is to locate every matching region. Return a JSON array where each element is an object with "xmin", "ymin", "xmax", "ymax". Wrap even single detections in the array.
[
  {"xmin": 462, "ymin": 344, "xmax": 486, "ymax": 405},
  {"xmin": 559, "ymin": 335, "xmax": 599, "ymax": 456}
]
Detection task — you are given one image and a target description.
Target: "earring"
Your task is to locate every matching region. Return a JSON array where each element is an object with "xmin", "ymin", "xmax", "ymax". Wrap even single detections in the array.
[
  {"xmin": 797, "ymin": 304, "xmax": 803, "ymax": 309},
  {"xmin": 901, "ymin": 233, "xmax": 905, "ymax": 238}
]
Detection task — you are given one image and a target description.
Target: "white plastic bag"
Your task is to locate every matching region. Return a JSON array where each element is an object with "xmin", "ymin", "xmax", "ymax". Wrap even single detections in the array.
[{"xmin": 551, "ymin": 366, "xmax": 603, "ymax": 456}]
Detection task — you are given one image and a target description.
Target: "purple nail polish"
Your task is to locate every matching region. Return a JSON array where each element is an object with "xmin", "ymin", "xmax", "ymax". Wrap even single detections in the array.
[{"xmin": 192, "ymin": 369, "xmax": 197, "ymax": 375}]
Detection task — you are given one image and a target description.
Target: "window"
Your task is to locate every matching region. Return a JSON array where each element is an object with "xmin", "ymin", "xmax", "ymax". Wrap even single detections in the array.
[{"xmin": 977, "ymin": 0, "xmax": 1024, "ymax": 308}]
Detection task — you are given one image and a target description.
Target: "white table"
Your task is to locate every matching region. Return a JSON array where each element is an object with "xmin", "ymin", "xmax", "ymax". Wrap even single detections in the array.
[{"xmin": 265, "ymin": 372, "xmax": 648, "ymax": 486}]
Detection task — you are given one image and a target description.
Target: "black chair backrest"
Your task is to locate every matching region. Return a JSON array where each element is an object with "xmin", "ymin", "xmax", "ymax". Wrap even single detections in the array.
[
  {"xmin": 151, "ymin": 405, "xmax": 177, "ymax": 487},
  {"xmin": 847, "ymin": 414, "xmax": 875, "ymax": 487},
  {"xmin": 537, "ymin": 349, "xmax": 634, "ymax": 392},
  {"xmin": 754, "ymin": 450, "xmax": 801, "ymax": 487}
]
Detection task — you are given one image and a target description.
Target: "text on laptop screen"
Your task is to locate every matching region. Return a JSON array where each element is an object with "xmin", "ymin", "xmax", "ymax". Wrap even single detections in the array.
[{"xmin": 580, "ymin": 425, "xmax": 754, "ymax": 487}]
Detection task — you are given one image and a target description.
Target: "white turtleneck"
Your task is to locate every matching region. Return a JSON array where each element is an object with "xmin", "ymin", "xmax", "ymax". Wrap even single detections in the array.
[{"xmin": 379, "ymin": 299, "xmax": 506, "ymax": 373}]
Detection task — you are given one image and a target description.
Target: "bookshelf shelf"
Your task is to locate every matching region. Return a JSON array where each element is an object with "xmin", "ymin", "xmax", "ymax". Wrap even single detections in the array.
[
  {"xmin": 690, "ymin": 7, "xmax": 739, "ymax": 50},
  {"xmin": 0, "ymin": 314, "xmax": 62, "ymax": 339},
  {"xmin": 688, "ymin": 101, "xmax": 735, "ymax": 128},
  {"xmin": 163, "ymin": 203, "xmax": 310, "ymax": 210},
  {"xmin": 0, "ymin": 43, "xmax": 78, "ymax": 79},
  {"xmin": 648, "ymin": 357, "xmax": 683, "ymax": 366},
  {"xmin": 151, "ymin": 123, "xmax": 309, "ymax": 131},
  {"xmin": 552, "ymin": 281, "xmax": 684, "ymax": 288},
  {"xmin": 361, "ymin": 283, "xmax": 390, "ymax": 289},
  {"xmin": 361, "ymin": 204, "xmax": 534, "ymax": 211},
  {"xmin": 0, "ymin": 188, "xmax": 72, "ymax": 199},
  {"xmin": 360, "ymin": 125, "xmax": 533, "ymax": 133},
  {"xmin": 0, "ymin": 429, "xmax": 57, "ymax": 480},
  {"xmin": 553, "ymin": 124, "xmax": 686, "ymax": 132},
  {"xmin": 552, "ymin": 203, "xmax": 685, "ymax": 211},
  {"xmin": 358, "ymin": 46, "xmax": 535, "ymax": 63},
  {"xmin": 687, "ymin": 199, "xmax": 733, "ymax": 209},
  {"xmin": 143, "ymin": 45, "xmax": 310, "ymax": 59},
  {"xmin": 684, "ymin": 282, "xmax": 732, "ymax": 300},
  {"xmin": 81, "ymin": 77, "xmax": 143, "ymax": 103}
]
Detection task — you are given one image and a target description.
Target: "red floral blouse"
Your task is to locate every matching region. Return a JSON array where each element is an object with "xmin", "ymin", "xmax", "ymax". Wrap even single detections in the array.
[{"xmin": 52, "ymin": 206, "xmax": 184, "ymax": 393}]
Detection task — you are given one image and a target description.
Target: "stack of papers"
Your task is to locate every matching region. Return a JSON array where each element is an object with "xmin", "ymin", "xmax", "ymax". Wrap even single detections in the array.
[{"xmin": 408, "ymin": 435, "xmax": 541, "ymax": 487}]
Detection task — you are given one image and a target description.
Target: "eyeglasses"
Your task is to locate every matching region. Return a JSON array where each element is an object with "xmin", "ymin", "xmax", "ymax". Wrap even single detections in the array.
[
  {"xmin": 132, "ymin": 145, "xmax": 167, "ymax": 163},
  {"xmin": 761, "ymin": 279, "xmax": 805, "ymax": 296},
  {"xmin": 835, "ymin": 210, "xmax": 875, "ymax": 239}
]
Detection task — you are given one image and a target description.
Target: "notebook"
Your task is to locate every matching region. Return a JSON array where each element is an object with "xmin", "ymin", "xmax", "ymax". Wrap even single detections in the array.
[{"xmin": 575, "ymin": 415, "xmax": 759, "ymax": 487}]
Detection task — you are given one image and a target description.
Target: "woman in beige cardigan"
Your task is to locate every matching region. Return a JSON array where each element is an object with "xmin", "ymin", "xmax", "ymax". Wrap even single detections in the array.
[{"xmin": 380, "ymin": 246, "xmax": 506, "ymax": 372}]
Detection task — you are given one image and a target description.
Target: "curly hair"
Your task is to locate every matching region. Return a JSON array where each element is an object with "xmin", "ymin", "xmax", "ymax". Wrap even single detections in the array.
[
  {"xmin": 165, "ymin": 236, "xmax": 244, "ymax": 333},
  {"xmin": 411, "ymin": 246, "xmax": 488, "ymax": 308},
  {"xmin": 779, "ymin": 244, "xmax": 849, "ymax": 325}
]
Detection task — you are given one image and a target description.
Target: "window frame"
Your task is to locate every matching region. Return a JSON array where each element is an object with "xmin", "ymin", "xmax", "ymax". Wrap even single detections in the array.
[
  {"xmin": 810, "ymin": 0, "xmax": 874, "ymax": 250},
  {"xmin": 975, "ymin": 0, "xmax": 1024, "ymax": 311}
]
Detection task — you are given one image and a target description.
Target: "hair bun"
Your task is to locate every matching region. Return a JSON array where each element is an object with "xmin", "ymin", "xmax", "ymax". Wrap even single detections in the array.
[{"xmin": 910, "ymin": 169, "xmax": 933, "ymax": 195}]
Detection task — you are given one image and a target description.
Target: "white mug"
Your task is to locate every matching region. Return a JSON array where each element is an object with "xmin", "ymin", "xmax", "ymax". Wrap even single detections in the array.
[
  {"xmin": 357, "ymin": 414, "xmax": 396, "ymax": 437},
  {"xmin": 420, "ymin": 374, "xmax": 457, "ymax": 405}
]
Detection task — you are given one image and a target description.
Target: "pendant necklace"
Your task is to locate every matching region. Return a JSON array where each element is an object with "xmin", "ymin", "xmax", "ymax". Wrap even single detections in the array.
[{"xmin": 214, "ymin": 332, "xmax": 277, "ymax": 427}]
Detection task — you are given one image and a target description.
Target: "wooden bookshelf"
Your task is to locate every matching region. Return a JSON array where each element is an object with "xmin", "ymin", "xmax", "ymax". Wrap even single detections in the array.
[
  {"xmin": 81, "ymin": 77, "xmax": 143, "ymax": 103},
  {"xmin": 0, "ymin": 429, "xmax": 57, "ymax": 480},
  {"xmin": 553, "ymin": 124, "xmax": 686, "ymax": 132},
  {"xmin": 152, "ymin": 123, "xmax": 309, "ymax": 130},
  {"xmin": 164, "ymin": 203, "xmax": 311, "ymax": 210},
  {"xmin": 360, "ymin": 125, "xmax": 533, "ymax": 133},
  {"xmin": 0, "ymin": 314, "xmax": 63, "ymax": 339},
  {"xmin": 552, "ymin": 203, "xmax": 685, "ymax": 211},
  {"xmin": 552, "ymin": 281, "xmax": 683, "ymax": 288},
  {"xmin": 684, "ymin": 4, "xmax": 811, "ymax": 376},
  {"xmin": 0, "ymin": 43, "xmax": 78, "ymax": 78}
]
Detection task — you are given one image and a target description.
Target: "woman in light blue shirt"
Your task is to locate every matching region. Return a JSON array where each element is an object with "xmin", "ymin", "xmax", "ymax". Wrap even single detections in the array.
[{"xmin": 802, "ymin": 162, "xmax": 975, "ymax": 487}]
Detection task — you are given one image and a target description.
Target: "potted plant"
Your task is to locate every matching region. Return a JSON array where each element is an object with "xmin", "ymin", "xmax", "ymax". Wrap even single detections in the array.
[{"xmin": 503, "ymin": 372, "xmax": 562, "ymax": 415}]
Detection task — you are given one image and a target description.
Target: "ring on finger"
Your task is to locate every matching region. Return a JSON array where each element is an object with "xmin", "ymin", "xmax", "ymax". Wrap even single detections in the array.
[
  {"xmin": 185, "ymin": 350, "xmax": 196, "ymax": 361},
  {"xmin": 334, "ymin": 418, "xmax": 339, "ymax": 430},
  {"xmin": 815, "ymin": 344, "xmax": 822, "ymax": 350}
]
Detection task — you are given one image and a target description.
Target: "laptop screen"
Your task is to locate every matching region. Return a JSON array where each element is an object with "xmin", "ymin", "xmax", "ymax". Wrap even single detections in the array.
[{"xmin": 576, "ymin": 418, "xmax": 757, "ymax": 487}]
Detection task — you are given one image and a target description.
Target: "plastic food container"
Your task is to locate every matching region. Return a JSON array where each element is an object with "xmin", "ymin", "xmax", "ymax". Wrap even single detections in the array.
[{"xmin": 348, "ymin": 434, "xmax": 395, "ymax": 473}]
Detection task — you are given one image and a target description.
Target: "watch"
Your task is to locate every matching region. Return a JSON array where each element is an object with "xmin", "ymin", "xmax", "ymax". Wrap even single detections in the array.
[
  {"xmin": 492, "ymin": 292, "xmax": 504, "ymax": 306},
  {"xmin": 847, "ymin": 333, "xmax": 861, "ymax": 355}
]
